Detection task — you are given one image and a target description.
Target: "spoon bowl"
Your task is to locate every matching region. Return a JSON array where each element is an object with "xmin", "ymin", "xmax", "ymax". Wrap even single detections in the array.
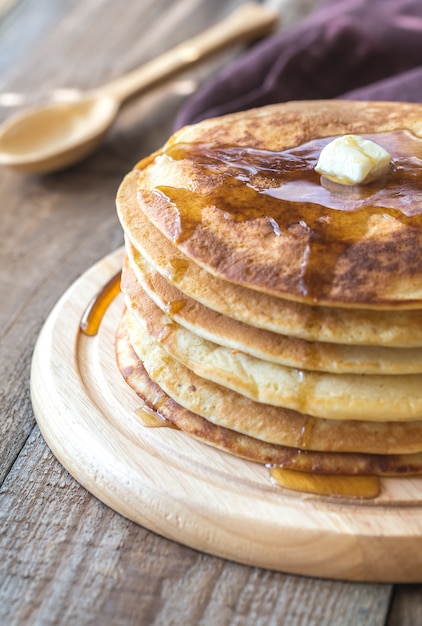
[
  {"xmin": 0, "ymin": 94, "xmax": 118, "ymax": 173},
  {"xmin": 0, "ymin": 3, "xmax": 278, "ymax": 174}
]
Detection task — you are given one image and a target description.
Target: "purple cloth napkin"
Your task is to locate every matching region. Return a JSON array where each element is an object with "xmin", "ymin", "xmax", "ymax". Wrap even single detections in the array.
[{"xmin": 175, "ymin": 0, "xmax": 422, "ymax": 129}]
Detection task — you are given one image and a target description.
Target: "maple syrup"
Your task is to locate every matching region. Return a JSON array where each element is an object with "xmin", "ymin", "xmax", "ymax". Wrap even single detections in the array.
[
  {"xmin": 134, "ymin": 406, "xmax": 179, "ymax": 429},
  {"xmin": 269, "ymin": 466, "xmax": 380, "ymax": 499},
  {"xmin": 164, "ymin": 298, "xmax": 187, "ymax": 315},
  {"xmin": 153, "ymin": 131, "xmax": 422, "ymax": 301},
  {"xmin": 80, "ymin": 270, "xmax": 121, "ymax": 336},
  {"xmin": 297, "ymin": 416, "xmax": 317, "ymax": 450}
]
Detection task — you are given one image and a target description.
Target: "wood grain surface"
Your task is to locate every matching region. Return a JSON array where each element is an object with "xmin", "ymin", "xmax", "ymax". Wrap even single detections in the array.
[{"xmin": 1, "ymin": 0, "xmax": 422, "ymax": 624}]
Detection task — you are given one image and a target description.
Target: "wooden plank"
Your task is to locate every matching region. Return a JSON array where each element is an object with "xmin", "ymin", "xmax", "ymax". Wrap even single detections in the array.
[{"xmin": 387, "ymin": 586, "xmax": 422, "ymax": 626}]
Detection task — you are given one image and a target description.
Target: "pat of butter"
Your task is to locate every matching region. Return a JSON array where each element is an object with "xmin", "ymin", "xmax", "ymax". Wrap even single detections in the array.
[{"xmin": 315, "ymin": 135, "xmax": 391, "ymax": 185}]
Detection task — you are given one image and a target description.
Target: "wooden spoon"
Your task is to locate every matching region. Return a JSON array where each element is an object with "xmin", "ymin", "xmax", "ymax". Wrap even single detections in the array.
[{"xmin": 0, "ymin": 3, "xmax": 277, "ymax": 174}]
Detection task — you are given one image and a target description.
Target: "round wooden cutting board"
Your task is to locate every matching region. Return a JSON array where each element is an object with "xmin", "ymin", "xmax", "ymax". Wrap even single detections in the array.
[{"xmin": 30, "ymin": 247, "xmax": 422, "ymax": 583}]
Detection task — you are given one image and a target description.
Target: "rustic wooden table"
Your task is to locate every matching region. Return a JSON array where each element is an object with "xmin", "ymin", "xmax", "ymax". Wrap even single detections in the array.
[{"xmin": 1, "ymin": 0, "xmax": 421, "ymax": 624}]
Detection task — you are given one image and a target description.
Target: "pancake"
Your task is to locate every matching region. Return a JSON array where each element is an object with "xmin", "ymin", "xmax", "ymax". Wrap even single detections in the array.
[
  {"xmin": 115, "ymin": 312, "xmax": 422, "ymax": 476},
  {"xmin": 124, "ymin": 288, "xmax": 422, "ymax": 422},
  {"xmin": 115, "ymin": 100, "xmax": 422, "ymax": 493},
  {"xmin": 118, "ymin": 174, "xmax": 422, "ymax": 348},
  {"xmin": 122, "ymin": 100, "xmax": 422, "ymax": 308},
  {"xmin": 119, "ymin": 300, "xmax": 422, "ymax": 455},
  {"xmin": 122, "ymin": 254, "xmax": 422, "ymax": 375}
]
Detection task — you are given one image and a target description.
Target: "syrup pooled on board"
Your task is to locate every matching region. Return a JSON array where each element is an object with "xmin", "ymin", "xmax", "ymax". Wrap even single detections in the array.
[
  {"xmin": 80, "ymin": 270, "xmax": 121, "ymax": 336},
  {"xmin": 154, "ymin": 130, "xmax": 422, "ymax": 301},
  {"xmin": 134, "ymin": 406, "xmax": 179, "ymax": 429},
  {"xmin": 269, "ymin": 467, "xmax": 381, "ymax": 499}
]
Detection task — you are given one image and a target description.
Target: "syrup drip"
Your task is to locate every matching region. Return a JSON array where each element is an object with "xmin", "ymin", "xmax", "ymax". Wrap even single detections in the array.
[
  {"xmin": 134, "ymin": 406, "xmax": 179, "ymax": 429},
  {"xmin": 80, "ymin": 270, "xmax": 121, "ymax": 336},
  {"xmin": 269, "ymin": 467, "xmax": 380, "ymax": 499},
  {"xmin": 293, "ymin": 369, "xmax": 318, "ymax": 416},
  {"xmin": 165, "ymin": 298, "xmax": 187, "ymax": 315},
  {"xmin": 297, "ymin": 416, "xmax": 317, "ymax": 450},
  {"xmin": 137, "ymin": 408, "xmax": 378, "ymax": 497},
  {"xmin": 153, "ymin": 130, "xmax": 422, "ymax": 301}
]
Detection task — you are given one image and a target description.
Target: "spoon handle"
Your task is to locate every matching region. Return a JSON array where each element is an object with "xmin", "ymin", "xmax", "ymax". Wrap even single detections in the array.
[{"xmin": 99, "ymin": 3, "xmax": 278, "ymax": 104}]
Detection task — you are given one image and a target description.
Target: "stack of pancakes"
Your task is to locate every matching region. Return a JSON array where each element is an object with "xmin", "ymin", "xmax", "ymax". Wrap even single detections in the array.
[{"xmin": 115, "ymin": 100, "xmax": 422, "ymax": 493}]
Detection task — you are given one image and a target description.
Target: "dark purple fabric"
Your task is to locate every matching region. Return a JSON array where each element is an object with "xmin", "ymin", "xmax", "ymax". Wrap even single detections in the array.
[{"xmin": 174, "ymin": 0, "xmax": 422, "ymax": 129}]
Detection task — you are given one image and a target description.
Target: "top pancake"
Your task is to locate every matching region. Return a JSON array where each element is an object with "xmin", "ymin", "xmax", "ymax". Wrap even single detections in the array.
[{"xmin": 125, "ymin": 100, "xmax": 422, "ymax": 308}]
